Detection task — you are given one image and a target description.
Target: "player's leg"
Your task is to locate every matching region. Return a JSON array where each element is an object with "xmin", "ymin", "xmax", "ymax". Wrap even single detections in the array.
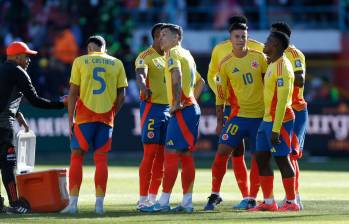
[
  {"xmin": 274, "ymin": 121, "xmax": 299, "ymax": 212},
  {"xmin": 61, "ymin": 123, "xmax": 92, "ymax": 214},
  {"xmin": 205, "ymin": 116, "xmax": 245, "ymax": 210},
  {"xmin": 147, "ymin": 106, "xmax": 170, "ymax": 203},
  {"xmin": 92, "ymin": 123, "xmax": 113, "ymax": 214},
  {"xmin": 0, "ymin": 128, "xmax": 30, "ymax": 214},
  {"xmin": 249, "ymin": 122, "xmax": 277, "ymax": 212}
]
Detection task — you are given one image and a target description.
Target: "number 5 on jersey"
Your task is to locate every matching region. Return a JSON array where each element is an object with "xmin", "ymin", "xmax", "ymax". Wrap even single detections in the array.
[{"xmin": 93, "ymin": 67, "xmax": 106, "ymax": 94}]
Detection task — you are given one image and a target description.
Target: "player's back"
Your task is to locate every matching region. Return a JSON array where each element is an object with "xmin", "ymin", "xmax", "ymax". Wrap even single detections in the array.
[
  {"xmin": 284, "ymin": 45, "xmax": 307, "ymax": 111},
  {"xmin": 218, "ymin": 49, "xmax": 267, "ymax": 118},
  {"xmin": 165, "ymin": 45, "xmax": 197, "ymax": 107},
  {"xmin": 70, "ymin": 52, "xmax": 127, "ymax": 126}
]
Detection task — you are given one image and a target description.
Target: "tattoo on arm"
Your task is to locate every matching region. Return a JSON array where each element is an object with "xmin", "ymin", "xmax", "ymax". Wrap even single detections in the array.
[{"xmin": 171, "ymin": 68, "xmax": 182, "ymax": 104}]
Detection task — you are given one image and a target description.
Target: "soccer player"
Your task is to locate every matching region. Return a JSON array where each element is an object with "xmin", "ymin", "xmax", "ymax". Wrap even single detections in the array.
[
  {"xmin": 135, "ymin": 23, "xmax": 169, "ymax": 208},
  {"xmin": 0, "ymin": 41, "xmax": 65, "ymax": 214},
  {"xmin": 249, "ymin": 31, "xmax": 300, "ymax": 212},
  {"xmin": 205, "ymin": 23, "xmax": 267, "ymax": 211},
  {"xmin": 140, "ymin": 24, "xmax": 202, "ymax": 213},
  {"xmin": 205, "ymin": 16, "xmax": 264, "ymax": 210},
  {"xmin": 271, "ymin": 22, "xmax": 307, "ymax": 210},
  {"xmin": 61, "ymin": 36, "xmax": 128, "ymax": 214}
]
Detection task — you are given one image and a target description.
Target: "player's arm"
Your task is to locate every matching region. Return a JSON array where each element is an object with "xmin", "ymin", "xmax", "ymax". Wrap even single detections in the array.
[
  {"xmin": 194, "ymin": 71, "xmax": 205, "ymax": 100},
  {"xmin": 207, "ymin": 46, "xmax": 219, "ymax": 95},
  {"xmin": 272, "ymin": 73, "xmax": 293, "ymax": 134},
  {"xmin": 135, "ymin": 56, "xmax": 151, "ymax": 100},
  {"xmin": 15, "ymin": 68, "xmax": 64, "ymax": 109},
  {"xmin": 170, "ymin": 67, "xmax": 182, "ymax": 114},
  {"xmin": 68, "ymin": 83, "xmax": 79, "ymax": 132},
  {"xmin": 16, "ymin": 111, "xmax": 29, "ymax": 132},
  {"xmin": 114, "ymin": 87, "xmax": 126, "ymax": 114},
  {"xmin": 215, "ymin": 66, "xmax": 228, "ymax": 136}
]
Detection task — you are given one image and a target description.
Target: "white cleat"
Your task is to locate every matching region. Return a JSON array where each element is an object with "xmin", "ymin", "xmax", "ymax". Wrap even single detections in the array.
[{"xmin": 60, "ymin": 204, "xmax": 78, "ymax": 214}]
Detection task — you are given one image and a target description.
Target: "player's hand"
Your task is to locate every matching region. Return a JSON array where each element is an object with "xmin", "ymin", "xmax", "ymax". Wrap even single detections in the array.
[
  {"xmin": 141, "ymin": 87, "xmax": 152, "ymax": 100},
  {"xmin": 170, "ymin": 103, "xmax": 183, "ymax": 115},
  {"xmin": 216, "ymin": 122, "xmax": 223, "ymax": 136},
  {"xmin": 271, "ymin": 131, "xmax": 281, "ymax": 145},
  {"xmin": 60, "ymin": 95, "xmax": 68, "ymax": 108},
  {"xmin": 16, "ymin": 112, "xmax": 29, "ymax": 132}
]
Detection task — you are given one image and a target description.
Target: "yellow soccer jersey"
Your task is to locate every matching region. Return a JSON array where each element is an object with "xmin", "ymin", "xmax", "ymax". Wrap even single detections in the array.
[
  {"xmin": 207, "ymin": 38, "xmax": 264, "ymax": 106},
  {"xmin": 216, "ymin": 49, "xmax": 267, "ymax": 118},
  {"xmin": 135, "ymin": 47, "xmax": 168, "ymax": 104},
  {"xmin": 263, "ymin": 55, "xmax": 295, "ymax": 133},
  {"xmin": 165, "ymin": 45, "xmax": 197, "ymax": 108},
  {"xmin": 70, "ymin": 52, "xmax": 128, "ymax": 126},
  {"xmin": 285, "ymin": 45, "xmax": 307, "ymax": 111}
]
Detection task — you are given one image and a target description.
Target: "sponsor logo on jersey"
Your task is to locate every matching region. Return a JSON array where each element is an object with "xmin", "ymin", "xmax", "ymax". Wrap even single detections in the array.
[
  {"xmin": 147, "ymin": 131, "xmax": 155, "ymax": 139},
  {"xmin": 166, "ymin": 139, "xmax": 174, "ymax": 146},
  {"xmin": 233, "ymin": 67, "xmax": 239, "ymax": 73}
]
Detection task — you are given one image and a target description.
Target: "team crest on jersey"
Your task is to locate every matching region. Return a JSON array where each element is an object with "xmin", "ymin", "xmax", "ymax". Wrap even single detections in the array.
[
  {"xmin": 251, "ymin": 60, "xmax": 259, "ymax": 69},
  {"xmin": 147, "ymin": 131, "xmax": 155, "ymax": 139},
  {"xmin": 277, "ymin": 78, "xmax": 284, "ymax": 87},
  {"xmin": 168, "ymin": 58, "xmax": 174, "ymax": 66},
  {"xmin": 295, "ymin": 59, "xmax": 302, "ymax": 68},
  {"xmin": 222, "ymin": 133, "xmax": 229, "ymax": 141},
  {"xmin": 216, "ymin": 74, "xmax": 222, "ymax": 84}
]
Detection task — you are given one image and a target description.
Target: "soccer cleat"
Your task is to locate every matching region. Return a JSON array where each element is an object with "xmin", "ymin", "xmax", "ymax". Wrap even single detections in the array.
[
  {"xmin": 6, "ymin": 198, "xmax": 31, "ymax": 214},
  {"xmin": 248, "ymin": 201, "xmax": 278, "ymax": 212},
  {"xmin": 278, "ymin": 202, "xmax": 300, "ymax": 212},
  {"xmin": 60, "ymin": 204, "xmax": 78, "ymax": 214},
  {"xmin": 233, "ymin": 199, "xmax": 256, "ymax": 210},
  {"xmin": 171, "ymin": 205, "xmax": 194, "ymax": 213},
  {"xmin": 203, "ymin": 194, "xmax": 223, "ymax": 211},
  {"xmin": 139, "ymin": 202, "xmax": 171, "ymax": 212},
  {"xmin": 136, "ymin": 200, "xmax": 154, "ymax": 210},
  {"xmin": 278, "ymin": 197, "xmax": 287, "ymax": 208}
]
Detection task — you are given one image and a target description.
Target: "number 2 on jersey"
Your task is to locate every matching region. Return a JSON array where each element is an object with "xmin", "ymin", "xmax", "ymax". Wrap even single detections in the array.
[{"xmin": 93, "ymin": 67, "xmax": 106, "ymax": 95}]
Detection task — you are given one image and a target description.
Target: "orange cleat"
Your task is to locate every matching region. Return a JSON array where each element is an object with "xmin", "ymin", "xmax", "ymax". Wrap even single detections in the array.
[
  {"xmin": 278, "ymin": 202, "xmax": 300, "ymax": 212},
  {"xmin": 248, "ymin": 201, "xmax": 278, "ymax": 212}
]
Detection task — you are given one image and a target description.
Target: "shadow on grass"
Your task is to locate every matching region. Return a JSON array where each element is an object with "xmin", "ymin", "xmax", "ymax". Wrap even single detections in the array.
[{"xmin": 1, "ymin": 200, "xmax": 348, "ymax": 221}]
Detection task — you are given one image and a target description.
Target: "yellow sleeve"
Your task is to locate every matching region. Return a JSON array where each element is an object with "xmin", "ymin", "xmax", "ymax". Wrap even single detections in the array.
[
  {"xmin": 135, "ymin": 54, "xmax": 148, "ymax": 70},
  {"xmin": 167, "ymin": 49, "xmax": 181, "ymax": 71},
  {"xmin": 195, "ymin": 71, "xmax": 202, "ymax": 83},
  {"xmin": 272, "ymin": 70, "xmax": 293, "ymax": 132},
  {"xmin": 261, "ymin": 54, "xmax": 268, "ymax": 74},
  {"xmin": 116, "ymin": 60, "xmax": 128, "ymax": 88},
  {"xmin": 207, "ymin": 46, "xmax": 219, "ymax": 95},
  {"xmin": 215, "ymin": 64, "xmax": 227, "ymax": 106},
  {"xmin": 70, "ymin": 58, "xmax": 81, "ymax": 86}
]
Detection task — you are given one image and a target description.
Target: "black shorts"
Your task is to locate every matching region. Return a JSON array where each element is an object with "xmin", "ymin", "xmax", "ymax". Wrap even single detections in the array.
[{"xmin": 0, "ymin": 127, "xmax": 16, "ymax": 168}]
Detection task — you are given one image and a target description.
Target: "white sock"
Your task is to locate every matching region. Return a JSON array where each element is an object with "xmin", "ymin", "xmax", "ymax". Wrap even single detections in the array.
[
  {"xmin": 96, "ymin": 196, "xmax": 104, "ymax": 207},
  {"xmin": 243, "ymin": 197, "xmax": 250, "ymax": 200},
  {"xmin": 296, "ymin": 194, "xmax": 301, "ymax": 201},
  {"xmin": 69, "ymin": 196, "xmax": 78, "ymax": 207},
  {"xmin": 148, "ymin": 194, "xmax": 157, "ymax": 203},
  {"xmin": 264, "ymin": 198, "xmax": 274, "ymax": 205},
  {"xmin": 158, "ymin": 192, "xmax": 170, "ymax": 206},
  {"xmin": 139, "ymin": 196, "xmax": 148, "ymax": 204},
  {"xmin": 211, "ymin": 192, "xmax": 220, "ymax": 196},
  {"xmin": 181, "ymin": 193, "xmax": 192, "ymax": 208},
  {"xmin": 287, "ymin": 199, "xmax": 296, "ymax": 204}
]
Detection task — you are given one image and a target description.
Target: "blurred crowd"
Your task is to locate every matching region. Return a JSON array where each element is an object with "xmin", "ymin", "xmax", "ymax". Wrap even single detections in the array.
[{"xmin": 0, "ymin": 0, "xmax": 347, "ymax": 104}]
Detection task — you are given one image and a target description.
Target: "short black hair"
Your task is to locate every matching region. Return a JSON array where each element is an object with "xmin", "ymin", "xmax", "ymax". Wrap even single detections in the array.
[
  {"xmin": 161, "ymin": 23, "xmax": 183, "ymax": 41},
  {"xmin": 151, "ymin": 23, "xmax": 166, "ymax": 39},
  {"xmin": 229, "ymin": 23, "xmax": 248, "ymax": 33},
  {"xmin": 271, "ymin": 22, "xmax": 291, "ymax": 38},
  {"xmin": 228, "ymin": 15, "xmax": 248, "ymax": 26},
  {"xmin": 87, "ymin": 35, "xmax": 106, "ymax": 47},
  {"xmin": 270, "ymin": 31, "xmax": 290, "ymax": 51}
]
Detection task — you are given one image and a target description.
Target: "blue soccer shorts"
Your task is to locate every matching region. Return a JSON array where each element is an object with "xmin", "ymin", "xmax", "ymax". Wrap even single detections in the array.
[
  {"xmin": 291, "ymin": 108, "xmax": 308, "ymax": 153},
  {"xmin": 256, "ymin": 120, "xmax": 294, "ymax": 156}
]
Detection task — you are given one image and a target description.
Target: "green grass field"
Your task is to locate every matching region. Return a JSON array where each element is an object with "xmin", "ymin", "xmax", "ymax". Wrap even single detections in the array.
[{"xmin": 1, "ymin": 157, "xmax": 349, "ymax": 224}]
